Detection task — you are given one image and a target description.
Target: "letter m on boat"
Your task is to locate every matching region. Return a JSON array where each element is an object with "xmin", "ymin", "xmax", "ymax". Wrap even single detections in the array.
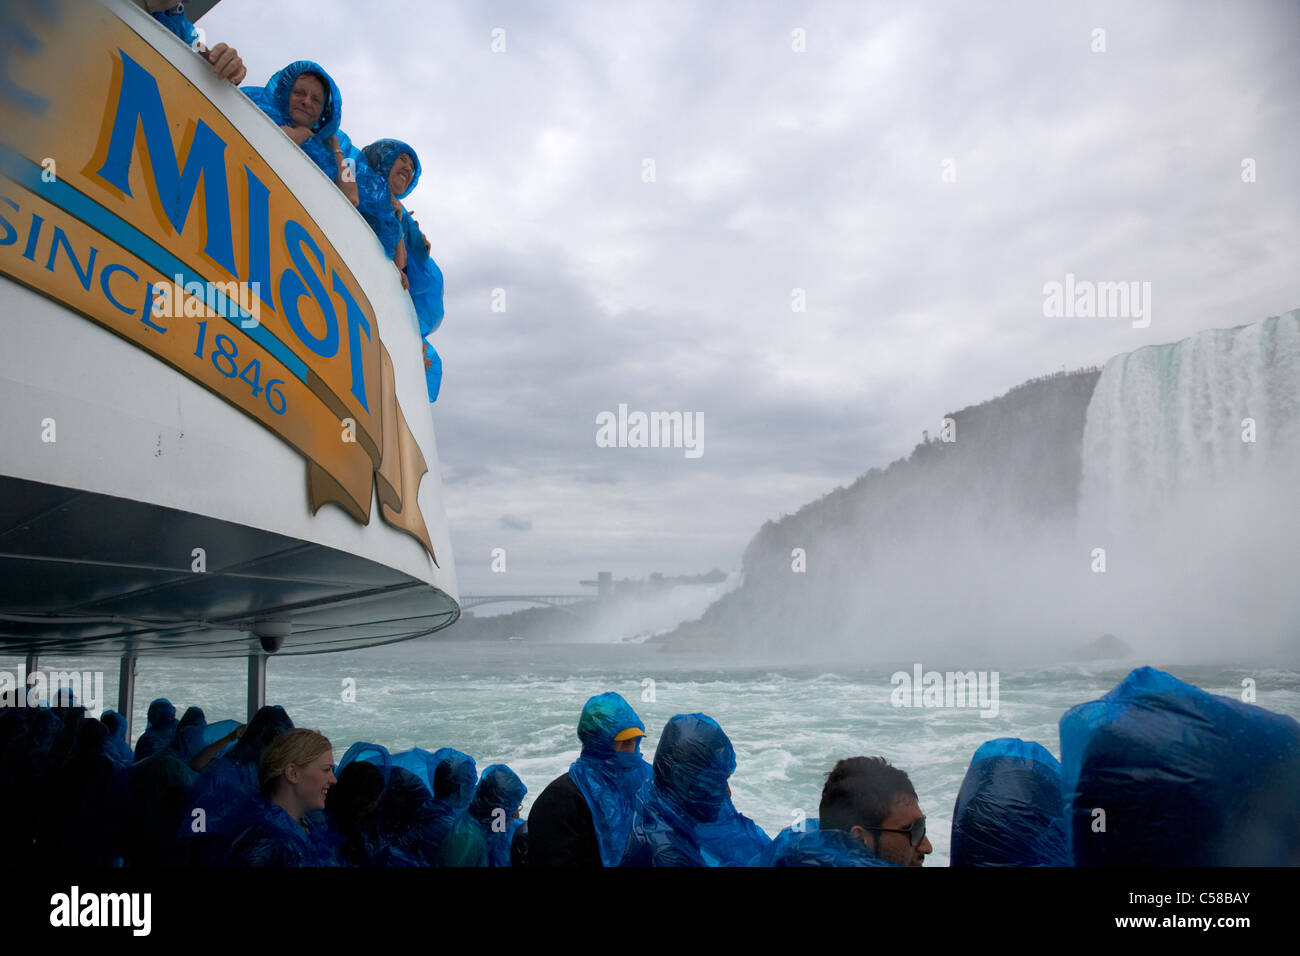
[{"xmin": 89, "ymin": 49, "xmax": 237, "ymax": 275}]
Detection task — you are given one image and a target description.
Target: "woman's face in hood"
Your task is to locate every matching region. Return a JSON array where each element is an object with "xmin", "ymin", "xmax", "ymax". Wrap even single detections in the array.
[
  {"xmin": 388, "ymin": 152, "xmax": 415, "ymax": 196},
  {"xmin": 288, "ymin": 74, "xmax": 326, "ymax": 130}
]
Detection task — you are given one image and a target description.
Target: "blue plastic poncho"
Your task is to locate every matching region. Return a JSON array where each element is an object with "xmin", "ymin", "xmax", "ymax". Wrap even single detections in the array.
[
  {"xmin": 568, "ymin": 692, "xmax": 653, "ymax": 867},
  {"xmin": 150, "ymin": 6, "xmax": 199, "ymax": 47},
  {"xmin": 342, "ymin": 137, "xmax": 447, "ymax": 401},
  {"xmin": 99, "ymin": 710, "xmax": 135, "ymax": 767},
  {"xmin": 429, "ymin": 748, "xmax": 478, "ymax": 806},
  {"xmin": 327, "ymin": 756, "xmax": 441, "ymax": 867},
  {"xmin": 950, "ymin": 738, "xmax": 1069, "ymax": 867},
  {"xmin": 47, "ymin": 718, "xmax": 129, "ymax": 866},
  {"xmin": 189, "ymin": 705, "xmax": 293, "ymax": 839},
  {"xmin": 242, "ymin": 61, "xmax": 343, "ymax": 178},
  {"xmin": 128, "ymin": 706, "xmax": 207, "ymax": 866},
  {"xmin": 134, "ymin": 697, "xmax": 176, "ymax": 762},
  {"xmin": 621, "ymin": 713, "xmax": 771, "ymax": 867},
  {"xmin": 390, "ymin": 747, "xmax": 436, "ymax": 793},
  {"xmin": 343, "ymin": 137, "xmax": 422, "ymax": 258},
  {"xmin": 223, "ymin": 797, "xmax": 339, "ymax": 867},
  {"xmin": 441, "ymin": 764, "xmax": 527, "ymax": 867},
  {"xmin": 426, "ymin": 748, "xmax": 477, "ymax": 858},
  {"xmin": 1060, "ymin": 667, "xmax": 1300, "ymax": 866},
  {"xmin": 763, "ymin": 818, "xmax": 896, "ymax": 867}
]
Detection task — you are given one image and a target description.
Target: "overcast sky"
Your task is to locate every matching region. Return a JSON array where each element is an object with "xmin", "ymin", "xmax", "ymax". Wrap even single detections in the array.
[{"xmin": 200, "ymin": 0, "xmax": 1299, "ymax": 598}]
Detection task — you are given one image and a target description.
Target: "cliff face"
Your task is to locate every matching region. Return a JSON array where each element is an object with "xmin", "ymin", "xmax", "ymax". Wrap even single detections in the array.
[{"xmin": 667, "ymin": 368, "xmax": 1102, "ymax": 655}]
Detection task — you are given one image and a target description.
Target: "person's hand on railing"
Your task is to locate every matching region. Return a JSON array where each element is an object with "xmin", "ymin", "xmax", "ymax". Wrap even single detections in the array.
[
  {"xmin": 204, "ymin": 42, "xmax": 246, "ymax": 85},
  {"xmin": 279, "ymin": 124, "xmax": 314, "ymax": 146}
]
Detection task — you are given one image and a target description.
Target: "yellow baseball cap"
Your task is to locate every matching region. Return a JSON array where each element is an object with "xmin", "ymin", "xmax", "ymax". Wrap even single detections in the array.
[{"xmin": 613, "ymin": 727, "xmax": 647, "ymax": 742}]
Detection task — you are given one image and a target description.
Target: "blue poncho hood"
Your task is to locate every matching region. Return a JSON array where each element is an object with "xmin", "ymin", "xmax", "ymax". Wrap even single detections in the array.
[
  {"xmin": 430, "ymin": 748, "xmax": 478, "ymax": 808},
  {"xmin": 243, "ymin": 61, "xmax": 342, "ymax": 178},
  {"xmin": 654, "ymin": 713, "xmax": 733, "ymax": 822},
  {"xmin": 621, "ymin": 713, "xmax": 770, "ymax": 866},
  {"xmin": 99, "ymin": 710, "xmax": 134, "ymax": 766},
  {"xmin": 134, "ymin": 698, "xmax": 177, "ymax": 761},
  {"xmin": 469, "ymin": 764, "xmax": 527, "ymax": 821},
  {"xmin": 228, "ymin": 705, "xmax": 293, "ymax": 767},
  {"xmin": 340, "ymin": 136, "xmax": 421, "ymax": 257},
  {"xmin": 1060, "ymin": 666, "xmax": 1300, "ymax": 866},
  {"xmin": 568, "ymin": 692, "xmax": 652, "ymax": 867},
  {"xmin": 361, "ymin": 139, "xmax": 422, "ymax": 200},
  {"xmin": 951, "ymin": 737, "xmax": 1069, "ymax": 867},
  {"xmin": 147, "ymin": 698, "xmax": 176, "ymax": 729},
  {"xmin": 168, "ymin": 706, "xmax": 207, "ymax": 763},
  {"xmin": 465, "ymin": 764, "xmax": 527, "ymax": 867}
]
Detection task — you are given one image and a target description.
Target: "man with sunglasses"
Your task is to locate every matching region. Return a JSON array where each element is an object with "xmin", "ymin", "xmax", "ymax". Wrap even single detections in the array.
[
  {"xmin": 764, "ymin": 755, "xmax": 931, "ymax": 866},
  {"xmin": 819, "ymin": 756, "xmax": 933, "ymax": 866}
]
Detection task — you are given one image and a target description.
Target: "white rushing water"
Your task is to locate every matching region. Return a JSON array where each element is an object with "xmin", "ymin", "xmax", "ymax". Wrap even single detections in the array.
[
  {"xmin": 1075, "ymin": 311, "xmax": 1300, "ymax": 659},
  {"xmin": 1080, "ymin": 311, "xmax": 1300, "ymax": 532},
  {"xmin": 7, "ymin": 645, "xmax": 1299, "ymax": 867}
]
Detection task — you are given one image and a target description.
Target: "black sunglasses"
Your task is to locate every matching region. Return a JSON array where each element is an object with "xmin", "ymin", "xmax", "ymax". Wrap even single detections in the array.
[{"xmin": 863, "ymin": 816, "xmax": 926, "ymax": 848}]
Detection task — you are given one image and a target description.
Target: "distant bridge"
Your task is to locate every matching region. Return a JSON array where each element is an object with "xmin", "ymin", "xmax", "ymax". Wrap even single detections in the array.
[{"xmin": 459, "ymin": 594, "xmax": 594, "ymax": 612}]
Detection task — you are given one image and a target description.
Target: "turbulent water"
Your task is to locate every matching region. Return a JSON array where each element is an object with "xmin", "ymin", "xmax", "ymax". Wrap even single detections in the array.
[
  {"xmin": 6, "ymin": 317, "xmax": 1297, "ymax": 865},
  {"xmin": 7, "ymin": 643, "xmax": 1299, "ymax": 867}
]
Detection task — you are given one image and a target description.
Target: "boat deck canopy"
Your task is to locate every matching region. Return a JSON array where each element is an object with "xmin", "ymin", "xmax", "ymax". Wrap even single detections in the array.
[{"xmin": 0, "ymin": 476, "xmax": 459, "ymax": 659}]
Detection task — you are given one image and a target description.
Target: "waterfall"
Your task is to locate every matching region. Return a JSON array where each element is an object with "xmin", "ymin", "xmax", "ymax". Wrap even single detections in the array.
[
  {"xmin": 1076, "ymin": 310, "xmax": 1300, "ymax": 657},
  {"xmin": 1080, "ymin": 312, "xmax": 1299, "ymax": 531}
]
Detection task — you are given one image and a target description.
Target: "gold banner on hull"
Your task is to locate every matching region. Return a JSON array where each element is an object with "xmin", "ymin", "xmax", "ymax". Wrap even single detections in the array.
[{"xmin": 0, "ymin": 1, "xmax": 436, "ymax": 564}]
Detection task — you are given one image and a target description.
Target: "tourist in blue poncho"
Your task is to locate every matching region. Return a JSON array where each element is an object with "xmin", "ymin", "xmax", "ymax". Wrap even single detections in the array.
[
  {"xmin": 426, "ymin": 748, "xmax": 477, "ymax": 861},
  {"xmin": 529, "ymin": 692, "xmax": 653, "ymax": 866},
  {"xmin": 243, "ymin": 61, "xmax": 357, "ymax": 204},
  {"xmin": 439, "ymin": 764, "xmax": 527, "ymax": 867},
  {"xmin": 99, "ymin": 710, "xmax": 135, "ymax": 767},
  {"xmin": 128, "ymin": 706, "xmax": 208, "ymax": 866},
  {"xmin": 47, "ymin": 718, "xmax": 129, "ymax": 867},
  {"xmin": 620, "ymin": 713, "xmax": 770, "ymax": 866},
  {"xmin": 224, "ymin": 729, "xmax": 339, "ymax": 867},
  {"xmin": 138, "ymin": 1, "xmax": 246, "ymax": 84},
  {"xmin": 950, "ymin": 738, "xmax": 1069, "ymax": 866},
  {"xmin": 190, "ymin": 705, "xmax": 292, "ymax": 831},
  {"xmin": 184, "ymin": 705, "xmax": 293, "ymax": 864},
  {"xmin": 133, "ymin": 697, "xmax": 177, "ymax": 762},
  {"xmin": 344, "ymin": 137, "xmax": 446, "ymax": 401}
]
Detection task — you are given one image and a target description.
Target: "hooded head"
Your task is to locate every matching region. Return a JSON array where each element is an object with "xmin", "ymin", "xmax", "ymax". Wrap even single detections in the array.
[
  {"xmin": 570, "ymin": 693, "xmax": 653, "ymax": 866},
  {"xmin": 430, "ymin": 748, "xmax": 478, "ymax": 807},
  {"xmin": 263, "ymin": 61, "xmax": 342, "ymax": 140},
  {"xmin": 70, "ymin": 717, "xmax": 110, "ymax": 759},
  {"xmin": 146, "ymin": 698, "xmax": 176, "ymax": 731},
  {"xmin": 229, "ymin": 705, "xmax": 294, "ymax": 767},
  {"xmin": 361, "ymin": 139, "xmax": 422, "ymax": 200},
  {"xmin": 468, "ymin": 764, "xmax": 527, "ymax": 821},
  {"xmin": 169, "ymin": 706, "xmax": 207, "ymax": 762},
  {"xmin": 100, "ymin": 710, "xmax": 128, "ymax": 743},
  {"xmin": 652, "ymin": 714, "xmax": 735, "ymax": 823},
  {"xmin": 577, "ymin": 692, "xmax": 646, "ymax": 756}
]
